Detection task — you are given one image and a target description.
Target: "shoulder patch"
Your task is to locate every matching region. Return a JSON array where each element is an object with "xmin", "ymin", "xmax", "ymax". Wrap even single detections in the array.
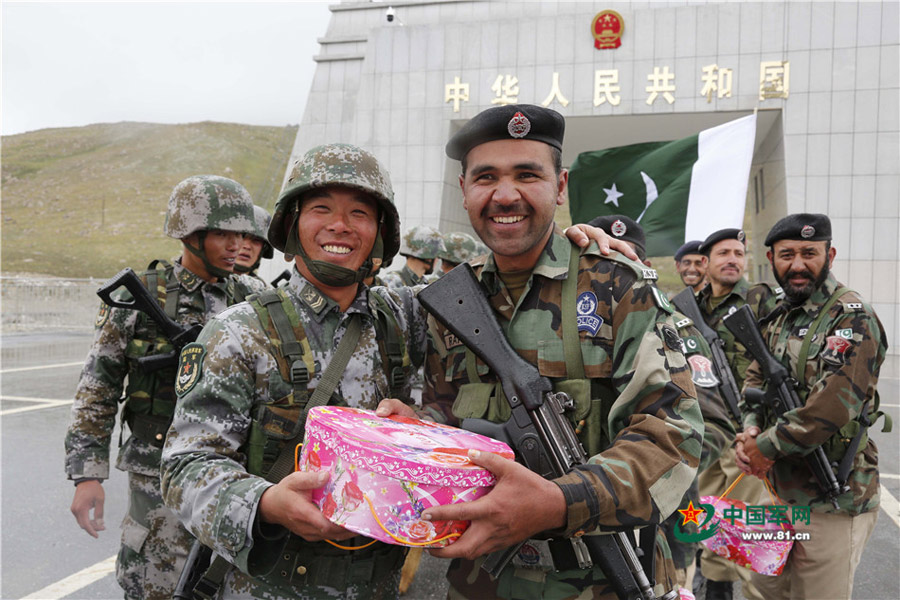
[
  {"xmin": 688, "ymin": 354, "xmax": 720, "ymax": 388},
  {"xmin": 821, "ymin": 335, "xmax": 853, "ymax": 367},
  {"xmin": 844, "ymin": 302, "xmax": 863, "ymax": 311},
  {"xmin": 834, "ymin": 328, "xmax": 854, "ymax": 340},
  {"xmin": 95, "ymin": 303, "xmax": 111, "ymax": 328},
  {"xmin": 176, "ymin": 343, "xmax": 206, "ymax": 397},
  {"xmin": 675, "ymin": 317, "xmax": 692, "ymax": 329},
  {"xmin": 641, "ymin": 268, "xmax": 658, "ymax": 280},
  {"xmin": 682, "ymin": 336, "xmax": 701, "ymax": 354},
  {"xmin": 662, "ymin": 325, "xmax": 684, "ymax": 353},
  {"xmin": 576, "ymin": 291, "xmax": 603, "ymax": 335},
  {"xmin": 651, "ymin": 286, "xmax": 674, "ymax": 314}
]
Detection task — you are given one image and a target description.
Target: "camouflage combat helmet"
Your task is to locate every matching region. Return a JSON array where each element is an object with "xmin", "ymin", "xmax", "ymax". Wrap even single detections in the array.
[
  {"xmin": 438, "ymin": 232, "xmax": 481, "ymax": 265},
  {"xmin": 164, "ymin": 175, "xmax": 255, "ymax": 279},
  {"xmin": 399, "ymin": 225, "xmax": 446, "ymax": 260},
  {"xmin": 250, "ymin": 205, "xmax": 274, "ymax": 259},
  {"xmin": 269, "ymin": 143, "xmax": 400, "ymax": 287},
  {"xmin": 164, "ymin": 175, "xmax": 255, "ymax": 239}
]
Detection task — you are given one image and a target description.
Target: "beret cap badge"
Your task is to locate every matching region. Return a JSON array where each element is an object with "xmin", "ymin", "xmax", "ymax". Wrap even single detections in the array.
[
  {"xmin": 611, "ymin": 219, "xmax": 627, "ymax": 237},
  {"xmin": 801, "ymin": 225, "xmax": 815, "ymax": 238},
  {"xmin": 507, "ymin": 112, "xmax": 531, "ymax": 138}
]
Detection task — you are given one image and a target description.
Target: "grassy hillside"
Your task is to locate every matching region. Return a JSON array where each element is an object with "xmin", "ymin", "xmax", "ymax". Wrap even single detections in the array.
[{"xmin": 1, "ymin": 121, "xmax": 296, "ymax": 278}]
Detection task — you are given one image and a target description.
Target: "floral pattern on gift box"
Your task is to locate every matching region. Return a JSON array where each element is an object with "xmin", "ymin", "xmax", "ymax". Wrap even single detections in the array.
[{"xmin": 298, "ymin": 406, "xmax": 512, "ymax": 548}]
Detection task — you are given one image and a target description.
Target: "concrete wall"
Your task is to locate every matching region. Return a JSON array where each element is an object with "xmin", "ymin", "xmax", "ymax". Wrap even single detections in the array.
[
  {"xmin": 1, "ymin": 278, "xmax": 99, "ymax": 332},
  {"xmin": 289, "ymin": 1, "xmax": 899, "ymax": 371}
]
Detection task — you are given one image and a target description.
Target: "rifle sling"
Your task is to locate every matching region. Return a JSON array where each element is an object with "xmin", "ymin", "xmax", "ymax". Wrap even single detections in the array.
[
  {"xmin": 195, "ymin": 311, "xmax": 363, "ymax": 599},
  {"xmin": 795, "ymin": 286, "xmax": 849, "ymax": 384}
]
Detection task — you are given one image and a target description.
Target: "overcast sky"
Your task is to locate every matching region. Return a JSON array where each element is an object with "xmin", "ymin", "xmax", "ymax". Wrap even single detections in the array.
[{"xmin": 1, "ymin": 1, "xmax": 333, "ymax": 136}]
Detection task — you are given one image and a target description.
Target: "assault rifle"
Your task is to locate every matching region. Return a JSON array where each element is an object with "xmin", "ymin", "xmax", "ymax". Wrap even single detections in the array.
[
  {"xmin": 97, "ymin": 268, "xmax": 203, "ymax": 373},
  {"xmin": 723, "ymin": 305, "xmax": 847, "ymax": 509},
  {"xmin": 173, "ymin": 540, "xmax": 214, "ymax": 600},
  {"xmin": 670, "ymin": 287, "xmax": 743, "ymax": 426},
  {"xmin": 419, "ymin": 263, "xmax": 675, "ymax": 600}
]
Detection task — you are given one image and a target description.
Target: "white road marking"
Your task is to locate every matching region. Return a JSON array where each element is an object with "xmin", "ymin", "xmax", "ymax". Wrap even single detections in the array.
[
  {"xmin": 881, "ymin": 473, "xmax": 900, "ymax": 480},
  {"xmin": 879, "ymin": 403, "xmax": 899, "ymax": 408},
  {"xmin": 21, "ymin": 554, "xmax": 116, "ymax": 599},
  {"xmin": 880, "ymin": 484, "xmax": 900, "ymax": 529},
  {"xmin": 0, "ymin": 361, "xmax": 83, "ymax": 374},
  {"xmin": 0, "ymin": 397, "xmax": 72, "ymax": 416}
]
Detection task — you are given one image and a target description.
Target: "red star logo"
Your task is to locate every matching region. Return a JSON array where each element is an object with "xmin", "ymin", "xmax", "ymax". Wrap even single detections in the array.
[
  {"xmin": 678, "ymin": 500, "xmax": 705, "ymax": 526},
  {"xmin": 182, "ymin": 363, "xmax": 191, "ymax": 374}
]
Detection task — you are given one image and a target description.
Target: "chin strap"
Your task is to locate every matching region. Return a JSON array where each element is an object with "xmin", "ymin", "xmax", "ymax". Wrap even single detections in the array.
[{"xmin": 183, "ymin": 232, "xmax": 232, "ymax": 280}]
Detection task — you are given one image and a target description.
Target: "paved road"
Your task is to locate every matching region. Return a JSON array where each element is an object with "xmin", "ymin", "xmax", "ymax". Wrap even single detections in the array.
[{"xmin": 1, "ymin": 331, "xmax": 897, "ymax": 599}]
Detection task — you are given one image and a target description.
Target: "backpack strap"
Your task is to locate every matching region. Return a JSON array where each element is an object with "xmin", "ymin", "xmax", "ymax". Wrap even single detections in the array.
[
  {"xmin": 368, "ymin": 291, "xmax": 409, "ymax": 398},
  {"xmin": 560, "ymin": 244, "xmax": 586, "ymax": 379},
  {"xmin": 795, "ymin": 286, "xmax": 850, "ymax": 384},
  {"xmin": 250, "ymin": 289, "xmax": 315, "ymax": 403}
]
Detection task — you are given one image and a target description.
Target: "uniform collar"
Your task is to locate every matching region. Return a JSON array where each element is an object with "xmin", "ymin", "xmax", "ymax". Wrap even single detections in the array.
[
  {"xmin": 401, "ymin": 264, "xmax": 425, "ymax": 286},
  {"xmin": 478, "ymin": 225, "xmax": 569, "ymax": 294},
  {"xmin": 173, "ymin": 259, "xmax": 232, "ymax": 293},
  {"xmin": 288, "ymin": 269, "xmax": 369, "ymax": 324},
  {"xmin": 697, "ymin": 276, "xmax": 750, "ymax": 303}
]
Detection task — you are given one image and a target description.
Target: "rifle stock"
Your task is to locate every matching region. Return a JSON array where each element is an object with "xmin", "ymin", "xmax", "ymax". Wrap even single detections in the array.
[
  {"xmin": 419, "ymin": 264, "xmax": 664, "ymax": 600},
  {"xmin": 670, "ymin": 287, "xmax": 743, "ymax": 425},
  {"xmin": 723, "ymin": 305, "xmax": 847, "ymax": 508},
  {"xmin": 96, "ymin": 268, "xmax": 202, "ymax": 372},
  {"xmin": 173, "ymin": 539, "xmax": 213, "ymax": 600}
]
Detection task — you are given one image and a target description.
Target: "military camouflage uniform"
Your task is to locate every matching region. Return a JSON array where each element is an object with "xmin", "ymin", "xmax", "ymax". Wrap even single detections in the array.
[
  {"xmin": 742, "ymin": 272, "xmax": 887, "ymax": 598},
  {"xmin": 65, "ymin": 260, "xmax": 248, "ymax": 600},
  {"xmin": 694, "ymin": 277, "xmax": 779, "ymax": 589},
  {"xmin": 660, "ymin": 313, "xmax": 736, "ymax": 584},
  {"xmin": 423, "ymin": 228, "xmax": 703, "ymax": 599},
  {"xmin": 236, "ymin": 272, "xmax": 271, "ymax": 297},
  {"xmin": 161, "ymin": 270, "xmax": 429, "ymax": 599},
  {"xmin": 381, "ymin": 264, "xmax": 428, "ymax": 289}
]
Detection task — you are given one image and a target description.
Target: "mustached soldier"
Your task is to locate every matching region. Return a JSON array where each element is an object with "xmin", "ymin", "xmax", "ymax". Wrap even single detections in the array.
[
  {"xmin": 161, "ymin": 144, "xmax": 429, "ymax": 598},
  {"xmin": 401, "ymin": 104, "xmax": 703, "ymax": 599},
  {"xmin": 65, "ymin": 175, "xmax": 256, "ymax": 599},
  {"xmin": 592, "ymin": 215, "xmax": 736, "ymax": 592},
  {"xmin": 737, "ymin": 213, "xmax": 890, "ymax": 600}
]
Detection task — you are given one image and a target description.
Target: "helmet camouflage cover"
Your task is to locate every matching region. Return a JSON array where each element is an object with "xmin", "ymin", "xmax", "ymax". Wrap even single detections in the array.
[
  {"xmin": 439, "ymin": 231, "xmax": 483, "ymax": 265},
  {"xmin": 251, "ymin": 205, "xmax": 274, "ymax": 259},
  {"xmin": 164, "ymin": 175, "xmax": 255, "ymax": 239},
  {"xmin": 399, "ymin": 225, "xmax": 446, "ymax": 260},
  {"xmin": 269, "ymin": 143, "xmax": 400, "ymax": 265}
]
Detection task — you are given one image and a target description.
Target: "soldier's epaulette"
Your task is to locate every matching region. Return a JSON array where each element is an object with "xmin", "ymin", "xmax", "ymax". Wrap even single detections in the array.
[
  {"xmin": 837, "ymin": 289, "xmax": 866, "ymax": 313},
  {"xmin": 672, "ymin": 311, "xmax": 693, "ymax": 329},
  {"xmin": 582, "ymin": 245, "xmax": 657, "ymax": 280},
  {"xmin": 750, "ymin": 281, "xmax": 785, "ymax": 301}
]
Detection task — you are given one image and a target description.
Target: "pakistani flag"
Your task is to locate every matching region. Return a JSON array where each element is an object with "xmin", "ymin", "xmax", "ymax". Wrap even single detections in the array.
[{"xmin": 568, "ymin": 114, "xmax": 757, "ymax": 256}]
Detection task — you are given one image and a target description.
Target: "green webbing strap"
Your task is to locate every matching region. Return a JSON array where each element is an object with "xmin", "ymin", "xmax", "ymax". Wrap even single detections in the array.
[
  {"xmin": 164, "ymin": 263, "xmax": 179, "ymax": 321},
  {"xmin": 368, "ymin": 292, "xmax": 406, "ymax": 396},
  {"xmin": 796, "ymin": 286, "xmax": 849, "ymax": 384},
  {"xmin": 465, "ymin": 349, "xmax": 481, "ymax": 383},
  {"xmin": 258, "ymin": 290, "xmax": 310, "ymax": 397},
  {"xmin": 266, "ymin": 312, "xmax": 363, "ymax": 484},
  {"xmin": 560, "ymin": 245, "xmax": 586, "ymax": 379}
]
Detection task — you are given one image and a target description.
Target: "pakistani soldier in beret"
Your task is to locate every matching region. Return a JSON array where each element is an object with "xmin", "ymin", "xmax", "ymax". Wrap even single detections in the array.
[
  {"xmin": 692, "ymin": 227, "xmax": 780, "ymax": 600},
  {"xmin": 382, "ymin": 103, "xmax": 703, "ymax": 599},
  {"xmin": 737, "ymin": 213, "xmax": 889, "ymax": 600},
  {"xmin": 593, "ymin": 215, "xmax": 736, "ymax": 592},
  {"xmin": 675, "ymin": 240, "xmax": 707, "ymax": 292}
]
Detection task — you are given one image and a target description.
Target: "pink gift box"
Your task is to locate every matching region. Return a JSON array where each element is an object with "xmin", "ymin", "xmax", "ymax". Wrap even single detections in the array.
[
  {"xmin": 699, "ymin": 495, "xmax": 794, "ymax": 576},
  {"xmin": 297, "ymin": 406, "xmax": 514, "ymax": 548}
]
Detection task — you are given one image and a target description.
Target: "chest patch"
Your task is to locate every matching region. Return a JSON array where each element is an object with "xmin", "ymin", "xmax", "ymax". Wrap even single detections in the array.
[
  {"xmin": 821, "ymin": 335, "xmax": 853, "ymax": 366},
  {"xmin": 576, "ymin": 291, "xmax": 603, "ymax": 335},
  {"xmin": 687, "ymin": 354, "xmax": 720, "ymax": 388},
  {"xmin": 176, "ymin": 343, "xmax": 206, "ymax": 397},
  {"xmin": 835, "ymin": 328, "xmax": 853, "ymax": 339},
  {"xmin": 443, "ymin": 331, "xmax": 463, "ymax": 350},
  {"xmin": 95, "ymin": 303, "xmax": 111, "ymax": 328},
  {"xmin": 682, "ymin": 336, "xmax": 701, "ymax": 354}
]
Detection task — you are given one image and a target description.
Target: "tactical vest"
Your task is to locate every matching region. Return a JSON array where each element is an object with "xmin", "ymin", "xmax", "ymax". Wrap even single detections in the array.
[
  {"xmin": 237, "ymin": 286, "xmax": 410, "ymax": 591},
  {"xmin": 121, "ymin": 260, "xmax": 183, "ymax": 447},
  {"xmin": 244, "ymin": 287, "xmax": 411, "ymax": 478},
  {"xmin": 768, "ymin": 286, "xmax": 892, "ymax": 463},
  {"xmin": 449, "ymin": 248, "xmax": 662, "ymax": 459}
]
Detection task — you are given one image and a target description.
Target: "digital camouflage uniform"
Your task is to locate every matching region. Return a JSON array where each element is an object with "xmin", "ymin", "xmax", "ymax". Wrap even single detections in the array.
[
  {"xmin": 423, "ymin": 228, "xmax": 704, "ymax": 600},
  {"xmin": 660, "ymin": 312, "xmax": 736, "ymax": 581},
  {"xmin": 439, "ymin": 232, "xmax": 486, "ymax": 268},
  {"xmin": 160, "ymin": 271, "xmax": 428, "ymax": 599},
  {"xmin": 382, "ymin": 225, "xmax": 445, "ymax": 289},
  {"xmin": 742, "ymin": 272, "xmax": 887, "ymax": 514},
  {"xmin": 234, "ymin": 206, "xmax": 275, "ymax": 292},
  {"xmin": 65, "ymin": 176, "xmax": 255, "ymax": 600}
]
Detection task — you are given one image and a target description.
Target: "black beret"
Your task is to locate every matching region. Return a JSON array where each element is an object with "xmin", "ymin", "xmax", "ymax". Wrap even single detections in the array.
[
  {"xmin": 446, "ymin": 104, "xmax": 565, "ymax": 161},
  {"xmin": 699, "ymin": 228, "xmax": 746, "ymax": 254},
  {"xmin": 764, "ymin": 213, "xmax": 832, "ymax": 246},
  {"xmin": 675, "ymin": 240, "xmax": 703, "ymax": 262},
  {"xmin": 587, "ymin": 215, "xmax": 646, "ymax": 260}
]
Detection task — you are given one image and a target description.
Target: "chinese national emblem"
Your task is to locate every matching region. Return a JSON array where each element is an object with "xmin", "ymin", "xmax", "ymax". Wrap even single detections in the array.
[
  {"xmin": 507, "ymin": 112, "xmax": 531, "ymax": 138},
  {"xmin": 592, "ymin": 10, "xmax": 624, "ymax": 50}
]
